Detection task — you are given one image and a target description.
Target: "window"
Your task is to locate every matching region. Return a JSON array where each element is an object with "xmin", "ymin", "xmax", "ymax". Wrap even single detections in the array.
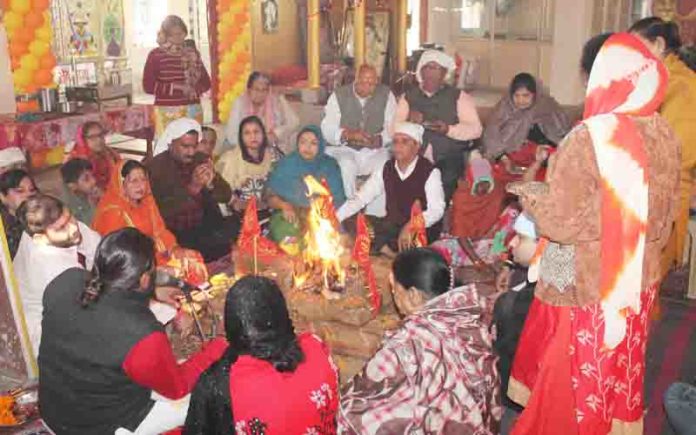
[
  {"xmin": 457, "ymin": 0, "xmax": 554, "ymax": 41},
  {"xmin": 132, "ymin": 0, "xmax": 168, "ymax": 47},
  {"xmin": 407, "ymin": 0, "xmax": 421, "ymax": 54},
  {"xmin": 494, "ymin": 0, "xmax": 553, "ymax": 40},
  {"xmin": 461, "ymin": 0, "xmax": 486, "ymax": 30},
  {"xmin": 630, "ymin": 0, "xmax": 652, "ymax": 25},
  {"xmin": 460, "ymin": 0, "xmax": 487, "ymax": 35}
]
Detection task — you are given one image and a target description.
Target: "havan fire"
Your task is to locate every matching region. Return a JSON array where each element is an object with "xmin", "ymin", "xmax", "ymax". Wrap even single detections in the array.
[{"xmin": 292, "ymin": 175, "xmax": 347, "ymax": 299}]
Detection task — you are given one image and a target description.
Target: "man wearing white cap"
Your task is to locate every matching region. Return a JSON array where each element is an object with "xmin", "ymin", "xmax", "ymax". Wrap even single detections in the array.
[
  {"xmin": 0, "ymin": 147, "xmax": 27, "ymax": 175},
  {"xmin": 337, "ymin": 122, "xmax": 445, "ymax": 257},
  {"xmin": 147, "ymin": 118, "xmax": 236, "ymax": 261},
  {"xmin": 395, "ymin": 49, "xmax": 482, "ymax": 202}
]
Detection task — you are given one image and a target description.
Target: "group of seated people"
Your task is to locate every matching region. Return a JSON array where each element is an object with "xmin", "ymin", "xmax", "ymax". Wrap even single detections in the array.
[
  {"xmin": 0, "ymin": 50, "xmax": 556, "ymax": 434},
  {"xmin": 2, "ymin": 17, "xmax": 694, "ymax": 434},
  {"xmin": 0, "ymin": 45, "xmax": 569, "ymax": 434},
  {"xmin": 35, "ymin": 226, "xmax": 505, "ymax": 434}
]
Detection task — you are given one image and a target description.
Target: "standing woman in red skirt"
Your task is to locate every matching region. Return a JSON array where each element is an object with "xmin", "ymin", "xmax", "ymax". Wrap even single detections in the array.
[{"xmin": 507, "ymin": 33, "xmax": 680, "ymax": 435}]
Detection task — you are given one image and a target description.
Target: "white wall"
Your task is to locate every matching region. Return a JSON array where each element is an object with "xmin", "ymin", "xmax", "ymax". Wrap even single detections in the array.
[
  {"xmin": 0, "ymin": 26, "xmax": 17, "ymax": 114},
  {"xmin": 427, "ymin": 0, "xmax": 596, "ymax": 105},
  {"xmin": 549, "ymin": 0, "xmax": 594, "ymax": 104}
]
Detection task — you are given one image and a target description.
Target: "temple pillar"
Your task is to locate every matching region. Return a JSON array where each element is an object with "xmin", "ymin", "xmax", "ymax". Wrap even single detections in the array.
[
  {"xmin": 396, "ymin": 0, "xmax": 408, "ymax": 73},
  {"xmin": 354, "ymin": 0, "xmax": 366, "ymax": 67},
  {"xmin": 307, "ymin": 0, "xmax": 321, "ymax": 88}
]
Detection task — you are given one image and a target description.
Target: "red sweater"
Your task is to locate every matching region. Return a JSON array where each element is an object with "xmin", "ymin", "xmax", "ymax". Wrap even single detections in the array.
[
  {"xmin": 142, "ymin": 47, "xmax": 211, "ymax": 106},
  {"xmin": 230, "ymin": 333, "xmax": 338, "ymax": 434},
  {"xmin": 122, "ymin": 332, "xmax": 228, "ymax": 400}
]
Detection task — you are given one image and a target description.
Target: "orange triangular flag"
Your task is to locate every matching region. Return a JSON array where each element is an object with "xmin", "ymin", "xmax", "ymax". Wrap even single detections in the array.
[
  {"xmin": 352, "ymin": 213, "xmax": 380, "ymax": 312},
  {"xmin": 409, "ymin": 200, "xmax": 428, "ymax": 247},
  {"xmin": 236, "ymin": 197, "xmax": 282, "ymax": 260}
]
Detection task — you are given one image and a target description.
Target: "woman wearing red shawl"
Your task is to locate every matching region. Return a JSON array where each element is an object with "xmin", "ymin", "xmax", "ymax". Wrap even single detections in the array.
[
  {"xmin": 68, "ymin": 121, "xmax": 121, "ymax": 190},
  {"xmin": 506, "ymin": 33, "xmax": 680, "ymax": 435},
  {"xmin": 93, "ymin": 159, "xmax": 204, "ymax": 272}
]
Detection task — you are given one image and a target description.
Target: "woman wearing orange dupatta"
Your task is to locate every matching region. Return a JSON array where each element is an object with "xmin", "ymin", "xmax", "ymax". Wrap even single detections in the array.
[
  {"xmin": 93, "ymin": 159, "xmax": 196, "ymax": 268},
  {"xmin": 68, "ymin": 121, "xmax": 121, "ymax": 191},
  {"xmin": 507, "ymin": 33, "xmax": 679, "ymax": 435}
]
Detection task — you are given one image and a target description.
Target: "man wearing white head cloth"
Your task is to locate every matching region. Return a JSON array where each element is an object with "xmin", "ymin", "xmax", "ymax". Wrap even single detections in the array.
[
  {"xmin": 394, "ymin": 49, "xmax": 482, "ymax": 202},
  {"xmin": 337, "ymin": 122, "xmax": 445, "ymax": 257},
  {"xmin": 0, "ymin": 147, "xmax": 27, "ymax": 174},
  {"xmin": 147, "ymin": 118, "xmax": 237, "ymax": 262}
]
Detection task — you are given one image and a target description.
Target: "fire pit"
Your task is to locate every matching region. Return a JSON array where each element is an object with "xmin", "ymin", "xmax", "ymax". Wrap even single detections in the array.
[
  {"xmin": 292, "ymin": 175, "xmax": 348, "ymax": 299},
  {"xmin": 172, "ymin": 176, "xmax": 402, "ymax": 382}
]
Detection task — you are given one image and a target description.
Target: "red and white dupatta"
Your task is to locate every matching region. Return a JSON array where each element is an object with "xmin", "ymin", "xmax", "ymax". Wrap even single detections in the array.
[{"xmin": 582, "ymin": 33, "xmax": 668, "ymax": 348}]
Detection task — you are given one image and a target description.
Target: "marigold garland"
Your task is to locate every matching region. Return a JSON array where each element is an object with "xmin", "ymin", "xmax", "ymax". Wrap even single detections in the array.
[
  {"xmin": 216, "ymin": 0, "xmax": 252, "ymax": 122},
  {"xmin": 2, "ymin": 0, "xmax": 57, "ymax": 100}
]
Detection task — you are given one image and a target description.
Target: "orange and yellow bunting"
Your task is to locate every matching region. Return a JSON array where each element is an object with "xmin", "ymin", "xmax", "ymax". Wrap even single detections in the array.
[
  {"xmin": 2, "ymin": 0, "xmax": 57, "ymax": 100},
  {"xmin": 216, "ymin": 0, "xmax": 252, "ymax": 122}
]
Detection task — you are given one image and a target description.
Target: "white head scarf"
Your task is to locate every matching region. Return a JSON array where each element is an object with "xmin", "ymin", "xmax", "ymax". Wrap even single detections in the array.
[
  {"xmin": 154, "ymin": 118, "xmax": 203, "ymax": 156},
  {"xmin": 0, "ymin": 147, "xmax": 26, "ymax": 170},
  {"xmin": 393, "ymin": 122, "xmax": 424, "ymax": 144},
  {"xmin": 415, "ymin": 50, "xmax": 456, "ymax": 84}
]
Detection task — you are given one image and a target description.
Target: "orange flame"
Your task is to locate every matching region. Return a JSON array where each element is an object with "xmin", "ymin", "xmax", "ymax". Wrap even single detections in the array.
[{"xmin": 293, "ymin": 176, "xmax": 346, "ymax": 292}]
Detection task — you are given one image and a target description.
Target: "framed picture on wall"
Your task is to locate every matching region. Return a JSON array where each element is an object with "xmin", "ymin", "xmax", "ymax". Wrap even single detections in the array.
[{"xmin": 262, "ymin": 0, "xmax": 279, "ymax": 34}]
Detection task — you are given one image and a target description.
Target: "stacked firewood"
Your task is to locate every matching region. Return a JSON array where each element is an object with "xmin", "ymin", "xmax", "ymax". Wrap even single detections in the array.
[{"xmin": 171, "ymin": 253, "xmax": 401, "ymax": 384}]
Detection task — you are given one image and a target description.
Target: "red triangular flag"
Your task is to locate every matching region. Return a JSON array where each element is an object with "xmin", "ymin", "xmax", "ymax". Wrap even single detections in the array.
[
  {"xmin": 409, "ymin": 200, "xmax": 428, "ymax": 247},
  {"xmin": 352, "ymin": 213, "xmax": 371, "ymax": 263},
  {"xmin": 319, "ymin": 178, "xmax": 341, "ymax": 230},
  {"xmin": 352, "ymin": 213, "xmax": 381, "ymax": 312},
  {"xmin": 236, "ymin": 197, "xmax": 282, "ymax": 260},
  {"xmin": 239, "ymin": 196, "xmax": 261, "ymax": 238}
]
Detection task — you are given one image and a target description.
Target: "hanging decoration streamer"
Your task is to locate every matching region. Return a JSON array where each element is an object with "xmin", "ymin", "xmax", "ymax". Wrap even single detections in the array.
[
  {"xmin": 216, "ymin": 0, "xmax": 252, "ymax": 122},
  {"xmin": 1, "ymin": 0, "xmax": 58, "ymax": 96}
]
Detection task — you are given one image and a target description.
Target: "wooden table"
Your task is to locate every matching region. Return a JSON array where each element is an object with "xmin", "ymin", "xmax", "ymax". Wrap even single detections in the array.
[{"xmin": 0, "ymin": 104, "xmax": 154, "ymax": 170}]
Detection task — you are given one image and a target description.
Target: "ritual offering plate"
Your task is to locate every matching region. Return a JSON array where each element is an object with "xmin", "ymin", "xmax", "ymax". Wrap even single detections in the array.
[{"xmin": 0, "ymin": 386, "xmax": 39, "ymax": 428}]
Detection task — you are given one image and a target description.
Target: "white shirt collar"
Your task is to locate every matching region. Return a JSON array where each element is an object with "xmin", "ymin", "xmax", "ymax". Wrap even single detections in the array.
[
  {"xmin": 420, "ymin": 84, "xmax": 445, "ymax": 98},
  {"xmin": 394, "ymin": 156, "xmax": 419, "ymax": 180},
  {"xmin": 352, "ymin": 85, "xmax": 369, "ymax": 104}
]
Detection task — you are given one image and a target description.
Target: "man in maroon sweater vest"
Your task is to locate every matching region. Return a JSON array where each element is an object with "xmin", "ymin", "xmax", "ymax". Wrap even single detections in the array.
[{"xmin": 337, "ymin": 122, "xmax": 446, "ymax": 257}]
